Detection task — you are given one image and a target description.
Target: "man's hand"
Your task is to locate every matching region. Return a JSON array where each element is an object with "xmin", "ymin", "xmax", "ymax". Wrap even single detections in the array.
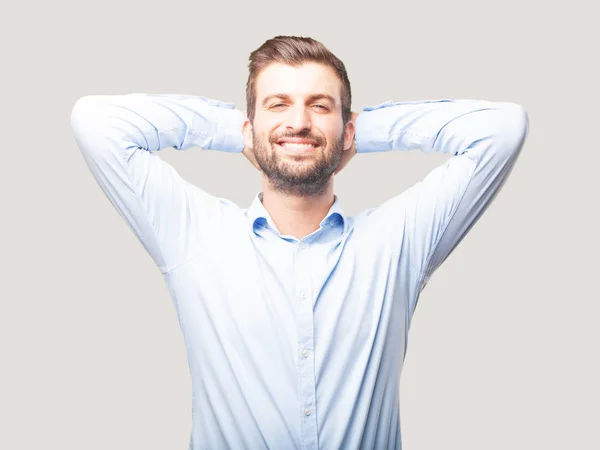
[{"xmin": 334, "ymin": 111, "xmax": 359, "ymax": 175}]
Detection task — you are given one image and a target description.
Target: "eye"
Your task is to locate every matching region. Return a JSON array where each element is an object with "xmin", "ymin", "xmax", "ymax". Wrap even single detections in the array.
[
  {"xmin": 270, "ymin": 103, "xmax": 287, "ymax": 109},
  {"xmin": 313, "ymin": 104, "xmax": 329, "ymax": 110}
]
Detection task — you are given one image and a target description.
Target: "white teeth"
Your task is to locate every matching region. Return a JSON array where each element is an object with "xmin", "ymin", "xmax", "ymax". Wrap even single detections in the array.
[{"xmin": 280, "ymin": 142, "xmax": 316, "ymax": 149}]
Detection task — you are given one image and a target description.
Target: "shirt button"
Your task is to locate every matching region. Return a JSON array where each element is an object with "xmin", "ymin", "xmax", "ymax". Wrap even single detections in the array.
[
  {"xmin": 302, "ymin": 349, "xmax": 310, "ymax": 358},
  {"xmin": 304, "ymin": 408, "xmax": 311, "ymax": 416},
  {"xmin": 299, "ymin": 242, "xmax": 308, "ymax": 250},
  {"xmin": 299, "ymin": 291, "xmax": 306, "ymax": 299}
]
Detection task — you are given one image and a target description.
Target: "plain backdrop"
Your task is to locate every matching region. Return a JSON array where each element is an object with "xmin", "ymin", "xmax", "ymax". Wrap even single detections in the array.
[{"xmin": 1, "ymin": 0, "xmax": 598, "ymax": 449}]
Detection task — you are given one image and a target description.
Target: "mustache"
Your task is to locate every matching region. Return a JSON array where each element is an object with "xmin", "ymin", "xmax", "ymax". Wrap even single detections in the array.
[{"xmin": 270, "ymin": 131, "xmax": 324, "ymax": 146}]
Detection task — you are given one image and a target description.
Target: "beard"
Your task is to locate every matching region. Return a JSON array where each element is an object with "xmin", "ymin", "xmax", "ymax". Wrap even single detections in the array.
[{"xmin": 252, "ymin": 129, "xmax": 345, "ymax": 198}]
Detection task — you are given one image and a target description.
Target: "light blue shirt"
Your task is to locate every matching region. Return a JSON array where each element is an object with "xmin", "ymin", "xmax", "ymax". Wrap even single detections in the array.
[{"xmin": 70, "ymin": 93, "xmax": 529, "ymax": 449}]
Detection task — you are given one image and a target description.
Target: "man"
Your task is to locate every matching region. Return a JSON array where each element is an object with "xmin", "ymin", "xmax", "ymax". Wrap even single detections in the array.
[{"xmin": 70, "ymin": 35, "xmax": 529, "ymax": 449}]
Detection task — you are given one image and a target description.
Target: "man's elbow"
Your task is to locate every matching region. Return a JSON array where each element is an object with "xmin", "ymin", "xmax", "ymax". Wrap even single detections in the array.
[{"xmin": 497, "ymin": 102, "xmax": 530, "ymax": 156}]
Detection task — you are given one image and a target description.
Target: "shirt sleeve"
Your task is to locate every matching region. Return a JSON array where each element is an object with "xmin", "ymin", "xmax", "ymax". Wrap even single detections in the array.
[
  {"xmin": 70, "ymin": 93, "xmax": 245, "ymax": 273},
  {"xmin": 354, "ymin": 99, "xmax": 529, "ymax": 314}
]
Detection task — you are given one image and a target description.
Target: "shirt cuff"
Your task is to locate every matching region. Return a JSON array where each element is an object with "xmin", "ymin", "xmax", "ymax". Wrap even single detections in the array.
[{"xmin": 208, "ymin": 100, "xmax": 245, "ymax": 153}]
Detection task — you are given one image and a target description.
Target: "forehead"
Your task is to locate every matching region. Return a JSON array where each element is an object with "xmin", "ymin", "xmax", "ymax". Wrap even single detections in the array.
[{"xmin": 256, "ymin": 62, "xmax": 341, "ymax": 103}]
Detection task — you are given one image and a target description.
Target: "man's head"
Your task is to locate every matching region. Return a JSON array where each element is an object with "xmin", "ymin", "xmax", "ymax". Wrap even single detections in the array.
[{"xmin": 242, "ymin": 36, "xmax": 355, "ymax": 197}]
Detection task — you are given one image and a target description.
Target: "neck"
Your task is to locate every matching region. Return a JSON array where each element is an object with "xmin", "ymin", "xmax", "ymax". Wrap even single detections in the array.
[{"xmin": 260, "ymin": 179, "xmax": 335, "ymax": 240}]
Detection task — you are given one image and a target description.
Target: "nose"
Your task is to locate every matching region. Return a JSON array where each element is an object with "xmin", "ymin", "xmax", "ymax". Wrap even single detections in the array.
[{"xmin": 285, "ymin": 104, "xmax": 311, "ymax": 132}]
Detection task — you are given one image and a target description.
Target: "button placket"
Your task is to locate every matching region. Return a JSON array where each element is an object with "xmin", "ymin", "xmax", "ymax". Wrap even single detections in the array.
[{"xmin": 295, "ymin": 241, "xmax": 318, "ymax": 448}]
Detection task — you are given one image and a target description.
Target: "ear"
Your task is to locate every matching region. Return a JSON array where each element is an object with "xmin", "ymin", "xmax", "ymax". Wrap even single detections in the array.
[
  {"xmin": 343, "ymin": 116, "xmax": 356, "ymax": 151},
  {"xmin": 242, "ymin": 115, "xmax": 254, "ymax": 150}
]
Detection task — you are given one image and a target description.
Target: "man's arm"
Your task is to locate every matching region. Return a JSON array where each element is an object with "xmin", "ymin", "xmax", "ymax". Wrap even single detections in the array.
[
  {"xmin": 354, "ymin": 99, "xmax": 529, "ymax": 315},
  {"xmin": 70, "ymin": 93, "xmax": 244, "ymax": 273}
]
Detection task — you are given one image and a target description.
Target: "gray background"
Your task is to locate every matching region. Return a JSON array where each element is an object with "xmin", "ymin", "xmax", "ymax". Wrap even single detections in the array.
[{"xmin": 1, "ymin": 0, "xmax": 598, "ymax": 448}]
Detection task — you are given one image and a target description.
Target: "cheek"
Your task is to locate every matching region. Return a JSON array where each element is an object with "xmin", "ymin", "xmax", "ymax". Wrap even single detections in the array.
[
  {"xmin": 319, "ymin": 121, "xmax": 343, "ymax": 141},
  {"xmin": 253, "ymin": 133, "xmax": 275, "ymax": 155}
]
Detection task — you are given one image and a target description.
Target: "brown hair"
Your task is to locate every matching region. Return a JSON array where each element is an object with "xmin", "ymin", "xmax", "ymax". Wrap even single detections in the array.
[{"xmin": 246, "ymin": 35, "xmax": 352, "ymax": 125}]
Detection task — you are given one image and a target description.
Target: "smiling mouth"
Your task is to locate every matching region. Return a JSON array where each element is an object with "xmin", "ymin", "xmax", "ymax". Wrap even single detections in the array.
[{"xmin": 275, "ymin": 142, "xmax": 320, "ymax": 154}]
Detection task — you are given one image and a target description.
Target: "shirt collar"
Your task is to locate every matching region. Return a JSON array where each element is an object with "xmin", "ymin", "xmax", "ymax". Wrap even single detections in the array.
[{"xmin": 247, "ymin": 191, "xmax": 348, "ymax": 235}]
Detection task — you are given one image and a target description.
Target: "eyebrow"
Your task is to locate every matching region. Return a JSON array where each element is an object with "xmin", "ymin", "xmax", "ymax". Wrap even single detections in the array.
[{"xmin": 261, "ymin": 93, "xmax": 336, "ymax": 106}]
